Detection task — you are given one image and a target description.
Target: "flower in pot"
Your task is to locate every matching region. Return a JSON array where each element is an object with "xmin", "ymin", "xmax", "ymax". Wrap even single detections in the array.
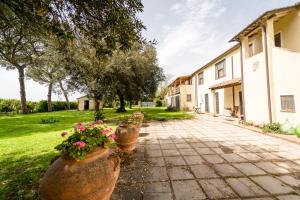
[
  {"xmin": 115, "ymin": 120, "xmax": 139, "ymax": 154},
  {"xmin": 39, "ymin": 121, "xmax": 120, "ymax": 200}
]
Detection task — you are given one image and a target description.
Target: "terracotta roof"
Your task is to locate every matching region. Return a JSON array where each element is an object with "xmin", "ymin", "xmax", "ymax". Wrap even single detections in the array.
[
  {"xmin": 191, "ymin": 44, "xmax": 240, "ymax": 76},
  {"xmin": 168, "ymin": 75, "xmax": 191, "ymax": 87},
  {"xmin": 209, "ymin": 78, "xmax": 241, "ymax": 90},
  {"xmin": 230, "ymin": 2, "xmax": 300, "ymax": 42}
]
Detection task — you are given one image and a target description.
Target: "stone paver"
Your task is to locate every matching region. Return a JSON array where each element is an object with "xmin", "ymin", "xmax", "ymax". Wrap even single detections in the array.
[
  {"xmin": 251, "ymin": 176, "xmax": 295, "ymax": 194},
  {"xmin": 172, "ymin": 180, "xmax": 206, "ymax": 200},
  {"xmin": 199, "ymin": 178, "xmax": 237, "ymax": 199},
  {"xmin": 233, "ymin": 163, "xmax": 267, "ymax": 176},
  {"xmin": 226, "ymin": 177, "xmax": 268, "ymax": 197},
  {"xmin": 168, "ymin": 166, "xmax": 194, "ymax": 180},
  {"xmin": 114, "ymin": 115, "xmax": 300, "ymax": 199}
]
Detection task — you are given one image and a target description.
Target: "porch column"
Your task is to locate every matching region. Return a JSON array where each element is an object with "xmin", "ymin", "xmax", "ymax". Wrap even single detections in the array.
[
  {"xmin": 266, "ymin": 18, "xmax": 276, "ymax": 122},
  {"xmin": 262, "ymin": 19, "xmax": 276, "ymax": 123},
  {"xmin": 212, "ymin": 90, "xmax": 216, "ymax": 115}
]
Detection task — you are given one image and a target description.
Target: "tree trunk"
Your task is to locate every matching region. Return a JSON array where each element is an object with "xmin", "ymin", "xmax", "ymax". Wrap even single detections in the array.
[
  {"xmin": 129, "ymin": 101, "xmax": 132, "ymax": 109},
  {"xmin": 118, "ymin": 94, "xmax": 126, "ymax": 112},
  {"xmin": 47, "ymin": 82, "xmax": 53, "ymax": 112},
  {"xmin": 17, "ymin": 67, "xmax": 28, "ymax": 114},
  {"xmin": 94, "ymin": 98, "xmax": 100, "ymax": 112},
  {"xmin": 59, "ymin": 80, "xmax": 70, "ymax": 110}
]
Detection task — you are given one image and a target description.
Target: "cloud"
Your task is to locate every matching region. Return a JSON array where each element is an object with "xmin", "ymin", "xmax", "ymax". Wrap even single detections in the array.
[{"xmin": 158, "ymin": 0, "xmax": 226, "ymax": 71}]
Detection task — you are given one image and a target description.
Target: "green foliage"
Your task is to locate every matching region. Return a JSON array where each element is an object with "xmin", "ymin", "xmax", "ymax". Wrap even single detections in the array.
[
  {"xmin": 55, "ymin": 122, "xmax": 115, "ymax": 160},
  {"xmin": 35, "ymin": 100, "xmax": 48, "ymax": 112},
  {"xmin": 262, "ymin": 123, "xmax": 282, "ymax": 133},
  {"xmin": 40, "ymin": 117, "xmax": 59, "ymax": 124},
  {"xmin": 0, "ymin": 99, "xmax": 77, "ymax": 113},
  {"xmin": 156, "ymin": 99, "xmax": 163, "ymax": 107},
  {"xmin": 0, "ymin": 108, "xmax": 192, "ymax": 200},
  {"xmin": 244, "ymin": 121, "xmax": 254, "ymax": 126},
  {"xmin": 165, "ymin": 106, "xmax": 179, "ymax": 112},
  {"xmin": 94, "ymin": 110, "xmax": 105, "ymax": 121}
]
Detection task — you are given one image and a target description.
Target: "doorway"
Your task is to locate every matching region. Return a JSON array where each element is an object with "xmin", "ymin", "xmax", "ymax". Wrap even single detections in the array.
[
  {"xmin": 205, "ymin": 94, "xmax": 209, "ymax": 112},
  {"xmin": 215, "ymin": 92, "xmax": 219, "ymax": 114},
  {"xmin": 84, "ymin": 100, "xmax": 89, "ymax": 110}
]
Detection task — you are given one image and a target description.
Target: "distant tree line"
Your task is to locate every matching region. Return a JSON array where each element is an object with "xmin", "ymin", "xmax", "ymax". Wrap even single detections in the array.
[
  {"xmin": 0, "ymin": 99, "xmax": 77, "ymax": 113},
  {"xmin": 0, "ymin": 0, "xmax": 165, "ymax": 114}
]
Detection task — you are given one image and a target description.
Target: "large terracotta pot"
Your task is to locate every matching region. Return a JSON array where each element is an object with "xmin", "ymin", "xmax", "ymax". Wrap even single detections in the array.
[
  {"xmin": 133, "ymin": 112, "xmax": 144, "ymax": 124},
  {"xmin": 39, "ymin": 148, "xmax": 120, "ymax": 200},
  {"xmin": 115, "ymin": 123, "xmax": 139, "ymax": 153}
]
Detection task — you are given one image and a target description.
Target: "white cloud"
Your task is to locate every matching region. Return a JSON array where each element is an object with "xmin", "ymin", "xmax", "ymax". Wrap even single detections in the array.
[{"xmin": 158, "ymin": 0, "xmax": 226, "ymax": 72}]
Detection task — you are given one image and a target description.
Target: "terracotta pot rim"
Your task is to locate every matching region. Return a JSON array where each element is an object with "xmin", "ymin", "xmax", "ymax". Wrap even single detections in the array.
[{"xmin": 62, "ymin": 146, "xmax": 109, "ymax": 162}]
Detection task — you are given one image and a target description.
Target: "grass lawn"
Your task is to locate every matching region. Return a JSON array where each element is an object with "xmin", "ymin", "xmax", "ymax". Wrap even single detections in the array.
[{"xmin": 0, "ymin": 107, "xmax": 192, "ymax": 200}]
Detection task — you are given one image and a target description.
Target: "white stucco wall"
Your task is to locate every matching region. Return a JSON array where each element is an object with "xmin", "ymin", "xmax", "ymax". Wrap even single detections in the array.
[
  {"xmin": 192, "ymin": 48, "xmax": 241, "ymax": 115},
  {"xmin": 243, "ymin": 52, "xmax": 270, "ymax": 124},
  {"xmin": 272, "ymin": 48, "xmax": 300, "ymax": 126}
]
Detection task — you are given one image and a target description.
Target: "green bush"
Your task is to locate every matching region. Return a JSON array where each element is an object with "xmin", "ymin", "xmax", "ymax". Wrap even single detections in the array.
[
  {"xmin": 94, "ymin": 110, "xmax": 104, "ymax": 121},
  {"xmin": 0, "ymin": 99, "xmax": 21, "ymax": 112},
  {"xmin": 35, "ymin": 100, "xmax": 48, "ymax": 112},
  {"xmin": 165, "ymin": 106, "xmax": 179, "ymax": 112},
  {"xmin": 0, "ymin": 99, "xmax": 78, "ymax": 113},
  {"xmin": 69, "ymin": 102, "xmax": 78, "ymax": 110},
  {"xmin": 156, "ymin": 99, "xmax": 163, "ymax": 107},
  {"xmin": 40, "ymin": 117, "xmax": 60, "ymax": 124},
  {"xmin": 262, "ymin": 123, "xmax": 282, "ymax": 133}
]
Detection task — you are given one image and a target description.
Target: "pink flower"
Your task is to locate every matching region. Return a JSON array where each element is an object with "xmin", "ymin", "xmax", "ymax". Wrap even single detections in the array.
[
  {"xmin": 73, "ymin": 141, "xmax": 86, "ymax": 148},
  {"xmin": 103, "ymin": 129, "xmax": 110, "ymax": 135},
  {"xmin": 109, "ymin": 127, "xmax": 113, "ymax": 131},
  {"xmin": 109, "ymin": 134, "xmax": 116, "ymax": 140},
  {"xmin": 61, "ymin": 131, "xmax": 68, "ymax": 137},
  {"xmin": 78, "ymin": 126, "xmax": 85, "ymax": 132}
]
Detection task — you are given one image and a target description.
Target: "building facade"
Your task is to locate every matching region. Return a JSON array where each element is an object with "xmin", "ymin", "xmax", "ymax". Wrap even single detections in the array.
[
  {"xmin": 192, "ymin": 44, "xmax": 243, "ymax": 118},
  {"xmin": 231, "ymin": 3, "xmax": 300, "ymax": 126},
  {"xmin": 167, "ymin": 3, "xmax": 300, "ymax": 126},
  {"xmin": 167, "ymin": 76, "xmax": 194, "ymax": 111}
]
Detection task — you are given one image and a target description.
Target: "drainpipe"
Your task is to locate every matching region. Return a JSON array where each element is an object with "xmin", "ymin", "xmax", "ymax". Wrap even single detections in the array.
[
  {"xmin": 262, "ymin": 25, "xmax": 273, "ymax": 124},
  {"xmin": 195, "ymin": 75, "xmax": 198, "ymax": 108},
  {"xmin": 239, "ymin": 41, "xmax": 246, "ymax": 121}
]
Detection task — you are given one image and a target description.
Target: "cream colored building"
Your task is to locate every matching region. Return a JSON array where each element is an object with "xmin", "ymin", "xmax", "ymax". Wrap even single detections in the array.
[
  {"xmin": 168, "ymin": 3, "xmax": 300, "ymax": 127},
  {"xmin": 166, "ymin": 76, "xmax": 194, "ymax": 111},
  {"xmin": 192, "ymin": 44, "xmax": 243, "ymax": 118},
  {"xmin": 77, "ymin": 96, "xmax": 101, "ymax": 111},
  {"xmin": 231, "ymin": 3, "xmax": 300, "ymax": 126}
]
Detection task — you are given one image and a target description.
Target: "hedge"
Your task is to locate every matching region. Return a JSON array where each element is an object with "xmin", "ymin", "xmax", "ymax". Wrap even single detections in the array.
[{"xmin": 0, "ymin": 99, "xmax": 78, "ymax": 113}]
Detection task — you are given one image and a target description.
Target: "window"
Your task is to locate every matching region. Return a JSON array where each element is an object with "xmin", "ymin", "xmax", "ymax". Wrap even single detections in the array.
[
  {"xmin": 215, "ymin": 59, "xmax": 226, "ymax": 79},
  {"xmin": 281, "ymin": 95, "xmax": 295, "ymax": 112},
  {"xmin": 186, "ymin": 94, "xmax": 192, "ymax": 102},
  {"xmin": 248, "ymin": 43, "xmax": 254, "ymax": 57},
  {"xmin": 198, "ymin": 72, "xmax": 204, "ymax": 85},
  {"xmin": 274, "ymin": 32, "xmax": 281, "ymax": 47}
]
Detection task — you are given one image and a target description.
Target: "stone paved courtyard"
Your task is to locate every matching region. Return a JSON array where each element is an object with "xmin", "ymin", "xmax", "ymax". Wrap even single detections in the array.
[{"xmin": 112, "ymin": 115, "xmax": 300, "ymax": 200}]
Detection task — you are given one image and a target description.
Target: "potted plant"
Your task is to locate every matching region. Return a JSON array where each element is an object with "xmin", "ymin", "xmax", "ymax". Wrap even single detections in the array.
[
  {"xmin": 115, "ymin": 118, "xmax": 140, "ymax": 153},
  {"xmin": 39, "ymin": 120, "xmax": 120, "ymax": 200}
]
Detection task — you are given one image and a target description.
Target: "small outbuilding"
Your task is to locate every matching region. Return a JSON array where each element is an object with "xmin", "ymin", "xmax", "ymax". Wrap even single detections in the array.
[{"xmin": 77, "ymin": 96, "xmax": 98, "ymax": 111}]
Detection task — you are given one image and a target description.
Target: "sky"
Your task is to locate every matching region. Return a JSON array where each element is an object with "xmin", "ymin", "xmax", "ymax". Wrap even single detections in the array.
[{"xmin": 0, "ymin": 0, "xmax": 298, "ymax": 101}]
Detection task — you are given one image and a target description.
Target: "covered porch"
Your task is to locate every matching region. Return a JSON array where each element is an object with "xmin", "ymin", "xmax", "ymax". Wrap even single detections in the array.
[{"xmin": 209, "ymin": 78, "xmax": 243, "ymax": 118}]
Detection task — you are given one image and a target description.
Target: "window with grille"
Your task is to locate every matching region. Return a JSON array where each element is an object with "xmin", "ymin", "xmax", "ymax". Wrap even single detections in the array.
[
  {"xmin": 280, "ymin": 95, "xmax": 295, "ymax": 112},
  {"xmin": 186, "ymin": 94, "xmax": 192, "ymax": 102},
  {"xmin": 248, "ymin": 43, "xmax": 254, "ymax": 57},
  {"xmin": 198, "ymin": 72, "xmax": 204, "ymax": 85},
  {"xmin": 215, "ymin": 59, "xmax": 226, "ymax": 79},
  {"xmin": 274, "ymin": 32, "xmax": 281, "ymax": 47}
]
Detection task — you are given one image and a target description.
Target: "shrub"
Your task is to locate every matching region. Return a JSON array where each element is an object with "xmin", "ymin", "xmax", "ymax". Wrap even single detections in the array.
[
  {"xmin": 94, "ymin": 110, "xmax": 104, "ymax": 121},
  {"xmin": 165, "ymin": 106, "xmax": 179, "ymax": 112},
  {"xmin": 69, "ymin": 102, "xmax": 78, "ymax": 110},
  {"xmin": 35, "ymin": 100, "xmax": 48, "ymax": 112},
  {"xmin": 0, "ymin": 99, "xmax": 21, "ymax": 113},
  {"xmin": 156, "ymin": 99, "xmax": 163, "ymax": 107},
  {"xmin": 262, "ymin": 123, "xmax": 282, "ymax": 133},
  {"xmin": 55, "ymin": 121, "xmax": 115, "ymax": 160},
  {"xmin": 40, "ymin": 117, "xmax": 60, "ymax": 124}
]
